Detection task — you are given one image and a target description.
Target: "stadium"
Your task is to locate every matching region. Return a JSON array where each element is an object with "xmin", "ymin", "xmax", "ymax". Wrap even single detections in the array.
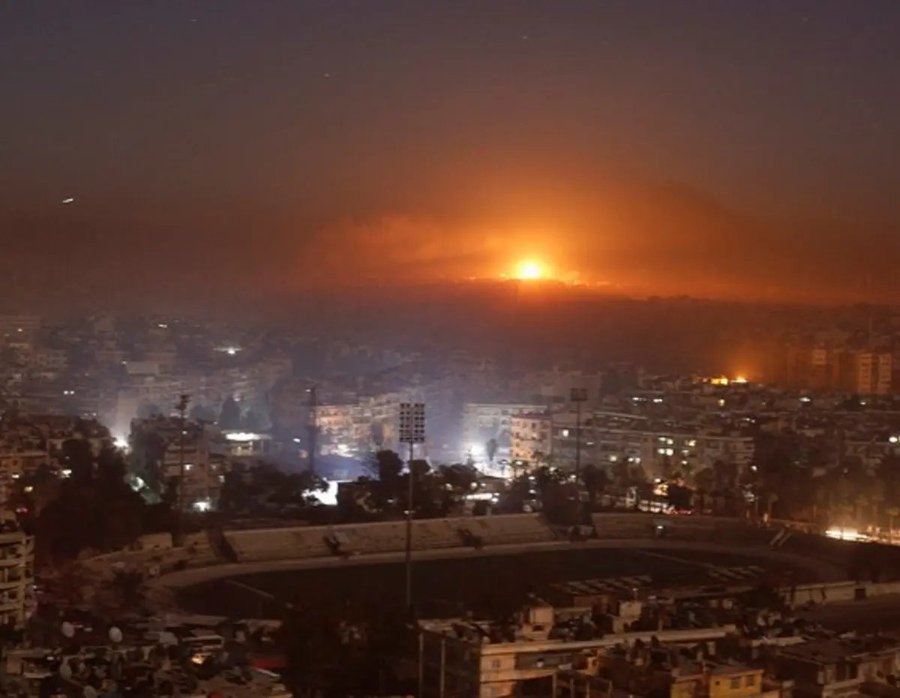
[{"xmin": 131, "ymin": 513, "xmax": 890, "ymax": 620}]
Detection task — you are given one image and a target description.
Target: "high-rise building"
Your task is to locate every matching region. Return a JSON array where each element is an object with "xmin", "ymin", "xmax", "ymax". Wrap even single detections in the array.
[{"xmin": 839, "ymin": 350, "xmax": 893, "ymax": 395}]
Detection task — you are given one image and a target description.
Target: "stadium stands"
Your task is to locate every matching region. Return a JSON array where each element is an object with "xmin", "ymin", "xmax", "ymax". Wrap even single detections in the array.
[
  {"xmin": 223, "ymin": 527, "xmax": 330, "ymax": 563},
  {"xmin": 222, "ymin": 514, "xmax": 556, "ymax": 563},
  {"xmin": 462, "ymin": 514, "xmax": 558, "ymax": 546}
]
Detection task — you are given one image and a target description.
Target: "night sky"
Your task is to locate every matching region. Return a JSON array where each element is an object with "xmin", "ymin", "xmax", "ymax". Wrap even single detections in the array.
[{"xmin": 2, "ymin": 1, "xmax": 899, "ymax": 308}]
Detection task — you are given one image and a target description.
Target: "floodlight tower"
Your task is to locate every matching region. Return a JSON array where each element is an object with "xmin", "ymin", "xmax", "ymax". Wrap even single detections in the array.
[{"xmin": 399, "ymin": 402, "xmax": 426, "ymax": 612}]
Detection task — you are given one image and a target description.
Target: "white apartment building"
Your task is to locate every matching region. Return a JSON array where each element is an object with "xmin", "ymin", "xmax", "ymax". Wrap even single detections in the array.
[
  {"xmin": 550, "ymin": 412, "xmax": 754, "ymax": 479},
  {"xmin": 0, "ymin": 527, "xmax": 34, "ymax": 629},
  {"xmin": 316, "ymin": 401, "xmax": 368, "ymax": 454},
  {"xmin": 462, "ymin": 403, "xmax": 548, "ymax": 461},
  {"xmin": 509, "ymin": 413, "xmax": 553, "ymax": 465},
  {"xmin": 316, "ymin": 390, "xmax": 419, "ymax": 455},
  {"xmin": 418, "ymin": 604, "xmax": 735, "ymax": 698}
]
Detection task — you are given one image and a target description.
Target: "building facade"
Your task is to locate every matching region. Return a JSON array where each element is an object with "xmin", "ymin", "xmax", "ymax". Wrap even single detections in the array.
[
  {"xmin": 462, "ymin": 403, "xmax": 548, "ymax": 462},
  {"xmin": 0, "ymin": 528, "xmax": 34, "ymax": 629}
]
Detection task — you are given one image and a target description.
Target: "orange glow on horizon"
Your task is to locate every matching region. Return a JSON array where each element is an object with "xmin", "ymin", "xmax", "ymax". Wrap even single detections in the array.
[{"xmin": 515, "ymin": 259, "xmax": 545, "ymax": 280}]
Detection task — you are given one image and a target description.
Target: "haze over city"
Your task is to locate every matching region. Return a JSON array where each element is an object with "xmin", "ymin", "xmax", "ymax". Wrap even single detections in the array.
[
  {"xmin": 3, "ymin": 1, "xmax": 900, "ymax": 310},
  {"xmin": 7, "ymin": 3, "xmax": 900, "ymax": 697}
]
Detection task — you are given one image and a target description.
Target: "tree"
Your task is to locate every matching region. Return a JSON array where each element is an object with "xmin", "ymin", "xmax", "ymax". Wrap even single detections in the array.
[
  {"xmin": 403, "ymin": 460, "xmax": 440, "ymax": 518},
  {"xmin": 242, "ymin": 409, "xmax": 265, "ymax": 431},
  {"xmin": 581, "ymin": 464, "xmax": 608, "ymax": 509},
  {"xmin": 436, "ymin": 464, "xmax": 477, "ymax": 493},
  {"xmin": 432, "ymin": 464, "xmax": 477, "ymax": 516},
  {"xmin": 189, "ymin": 404, "xmax": 217, "ymax": 422},
  {"xmin": 712, "ymin": 460, "xmax": 738, "ymax": 492},
  {"xmin": 530, "ymin": 466, "xmax": 579, "ymax": 525},
  {"xmin": 486, "ymin": 438, "xmax": 498, "ymax": 465},
  {"xmin": 35, "ymin": 448, "xmax": 146, "ymax": 563},
  {"xmin": 371, "ymin": 450, "xmax": 404, "ymax": 509},
  {"xmin": 219, "ymin": 468, "xmax": 250, "ymax": 514},
  {"xmin": 8, "ymin": 464, "xmax": 58, "ymax": 534},
  {"xmin": 531, "ymin": 450, "xmax": 551, "ymax": 469},
  {"xmin": 218, "ymin": 396, "xmax": 242, "ymax": 430},
  {"xmin": 137, "ymin": 402, "xmax": 162, "ymax": 419},
  {"xmin": 667, "ymin": 484, "xmax": 693, "ymax": 511},
  {"xmin": 611, "ymin": 460, "xmax": 632, "ymax": 487},
  {"xmin": 61, "ymin": 437, "xmax": 94, "ymax": 483},
  {"xmin": 694, "ymin": 468, "xmax": 715, "ymax": 512}
]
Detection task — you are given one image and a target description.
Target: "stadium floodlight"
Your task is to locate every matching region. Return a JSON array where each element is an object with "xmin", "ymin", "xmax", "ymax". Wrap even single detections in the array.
[
  {"xmin": 399, "ymin": 402, "xmax": 426, "ymax": 444},
  {"xmin": 398, "ymin": 402, "xmax": 426, "ymax": 612}
]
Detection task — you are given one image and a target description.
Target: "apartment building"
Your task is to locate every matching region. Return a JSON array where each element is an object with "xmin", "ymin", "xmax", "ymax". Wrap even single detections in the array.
[
  {"xmin": 839, "ymin": 350, "xmax": 892, "ymax": 396},
  {"xmin": 775, "ymin": 636, "xmax": 900, "ymax": 698},
  {"xmin": 130, "ymin": 417, "xmax": 226, "ymax": 511},
  {"xmin": 316, "ymin": 391, "xmax": 418, "ymax": 455},
  {"xmin": 0, "ymin": 526, "xmax": 34, "ymax": 629},
  {"xmin": 509, "ymin": 413, "xmax": 553, "ymax": 465},
  {"xmin": 418, "ymin": 603, "xmax": 735, "ymax": 698},
  {"xmin": 462, "ymin": 402, "xmax": 548, "ymax": 461},
  {"xmin": 550, "ymin": 412, "xmax": 754, "ymax": 478},
  {"xmin": 780, "ymin": 344, "xmax": 893, "ymax": 395}
]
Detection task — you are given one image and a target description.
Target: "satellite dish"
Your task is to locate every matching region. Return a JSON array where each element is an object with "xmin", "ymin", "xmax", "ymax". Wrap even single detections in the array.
[
  {"xmin": 84, "ymin": 686, "xmax": 98, "ymax": 698},
  {"xmin": 61, "ymin": 621, "xmax": 75, "ymax": 638},
  {"xmin": 59, "ymin": 661, "xmax": 72, "ymax": 680},
  {"xmin": 108, "ymin": 626, "xmax": 123, "ymax": 643}
]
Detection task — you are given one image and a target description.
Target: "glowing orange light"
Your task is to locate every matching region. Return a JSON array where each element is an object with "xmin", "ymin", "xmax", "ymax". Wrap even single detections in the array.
[{"xmin": 516, "ymin": 260, "xmax": 544, "ymax": 280}]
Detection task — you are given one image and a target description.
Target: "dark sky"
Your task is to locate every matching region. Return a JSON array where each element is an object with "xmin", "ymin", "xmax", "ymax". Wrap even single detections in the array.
[{"xmin": 2, "ymin": 1, "xmax": 900, "ymax": 308}]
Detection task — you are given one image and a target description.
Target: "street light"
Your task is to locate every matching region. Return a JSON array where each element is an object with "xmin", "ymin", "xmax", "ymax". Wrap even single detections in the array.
[
  {"xmin": 399, "ymin": 402, "xmax": 425, "ymax": 613},
  {"xmin": 570, "ymin": 388, "xmax": 588, "ymax": 481}
]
